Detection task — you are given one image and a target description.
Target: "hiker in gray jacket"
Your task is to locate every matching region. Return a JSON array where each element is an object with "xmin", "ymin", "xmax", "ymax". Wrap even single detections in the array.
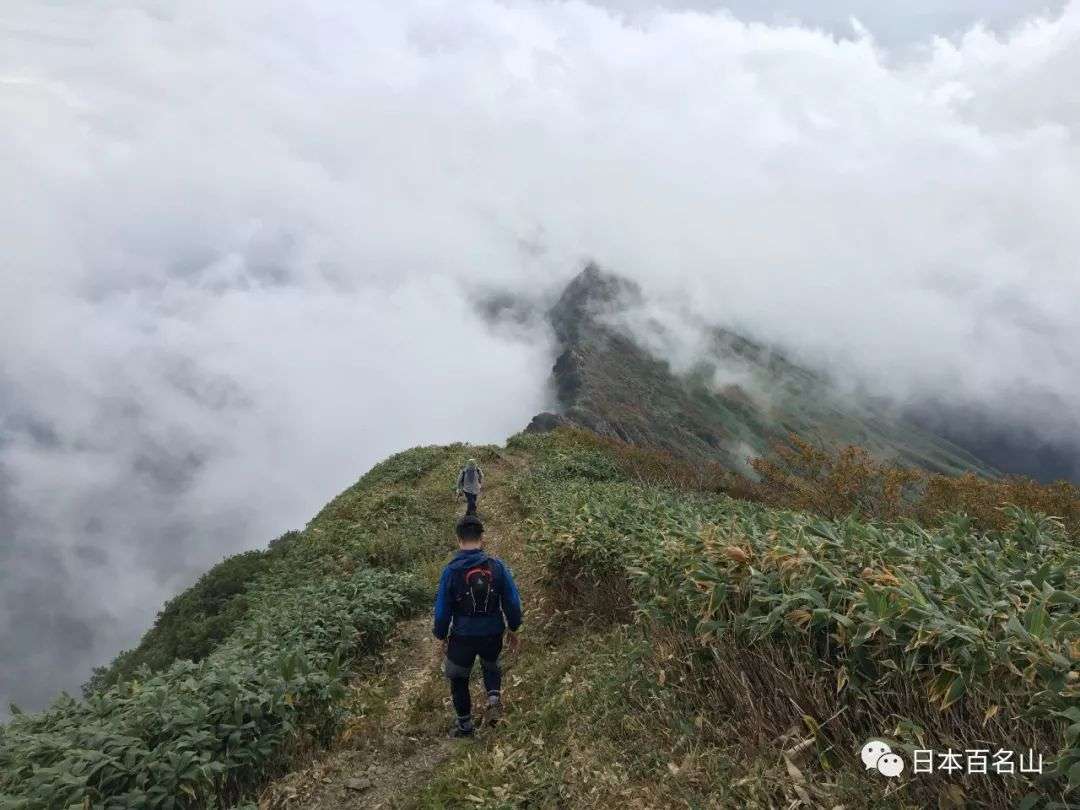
[{"xmin": 456, "ymin": 458, "xmax": 483, "ymax": 516}]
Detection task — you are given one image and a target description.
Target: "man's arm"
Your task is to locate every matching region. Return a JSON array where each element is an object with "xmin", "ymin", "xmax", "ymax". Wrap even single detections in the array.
[
  {"xmin": 499, "ymin": 561, "xmax": 523, "ymax": 632},
  {"xmin": 432, "ymin": 567, "xmax": 453, "ymax": 640},
  {"xmin": 456, "ymin": 468, "xmax": 464, "ymax": 492}
]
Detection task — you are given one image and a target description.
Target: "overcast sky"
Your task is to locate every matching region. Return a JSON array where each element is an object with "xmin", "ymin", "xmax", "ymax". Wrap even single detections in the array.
[
  {"xmin": 3, "ymin": 0, "xmax": 1079, "ymax": 716},
  {"xmin": 596, "ymin": 0, "xmax": 1068, "ymax": 45}
]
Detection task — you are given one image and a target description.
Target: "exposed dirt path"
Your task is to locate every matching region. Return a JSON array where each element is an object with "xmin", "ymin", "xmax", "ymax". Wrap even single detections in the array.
[
  {"xmin": 259, "ymin": 611, "xmax": 449, "ymax": 809},
  {"xmin": 258, "ymin": 450, "xmax": 535, "ymax": 810}
]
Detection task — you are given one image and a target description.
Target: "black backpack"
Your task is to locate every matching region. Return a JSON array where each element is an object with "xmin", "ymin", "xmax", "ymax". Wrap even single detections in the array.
[{"xmin": 452, "ymin": 557, "xmax": 501, "ymax": 617}]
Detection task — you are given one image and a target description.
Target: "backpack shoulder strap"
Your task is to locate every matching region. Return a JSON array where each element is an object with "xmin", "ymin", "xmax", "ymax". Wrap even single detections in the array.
[{"xmin": 485, "ymin": 557, "xmax": 503, "ymax": 589}]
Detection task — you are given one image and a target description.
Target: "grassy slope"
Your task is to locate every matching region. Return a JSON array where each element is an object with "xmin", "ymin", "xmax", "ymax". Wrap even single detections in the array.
[
  {"xmin": 413, "ymin": 430, "xmax": 1076, "ymax": 810},
  {"xmin": 84, "ymin": 550, "xmax": 280, "ymax": 695},
  {"xmin": 3, "ymin": 431, "xmax": 1076, "ymax": 809},
  {"xmin": 0, "ymin": 442, "xmax": 496, "ymax": 809}
]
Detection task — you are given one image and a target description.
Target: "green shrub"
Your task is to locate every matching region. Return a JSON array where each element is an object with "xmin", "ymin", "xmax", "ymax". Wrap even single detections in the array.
[
  {"xmin": 336, "ymin": 445, "xmax": 452, "ymax": 494},
  {"xmin": 518, "ymin": 433, "xmax": 1080, "ymax": 806},
  {"xmin": 85, "ymin": 551, "xmax": 275, "ymax": 695},
  {"xmin": 0, "ymin": 568, "xmax": 423, "ymax": 809},
  {"xmin": 3, "ymin": 440, "xmax": 464, "ymax": 808}
]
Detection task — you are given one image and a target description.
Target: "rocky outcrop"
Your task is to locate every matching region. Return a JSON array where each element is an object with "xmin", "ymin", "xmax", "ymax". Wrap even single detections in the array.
[{"xmin": 524, "ymin": 412, "xmax": 572, "ymax": 434}]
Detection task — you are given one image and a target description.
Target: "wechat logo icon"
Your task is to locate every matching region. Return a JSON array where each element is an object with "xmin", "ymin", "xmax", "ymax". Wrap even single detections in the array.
[{"xmin": 861, "ymin": 740, "xmax": 905, "ymax": 778}]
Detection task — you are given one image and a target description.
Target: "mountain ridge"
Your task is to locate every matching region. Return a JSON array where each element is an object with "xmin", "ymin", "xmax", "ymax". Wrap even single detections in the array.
[
  {"xmin": 529, "ymin": 263, "xmax": 997, "ymax": 478},
  {"xmin": 6, "ymin": 270, "xmax": 1077, "ymax": 810},
  {"xmin": 3, "ymin": 431, "xmax": 1075, "ymax": 807}
]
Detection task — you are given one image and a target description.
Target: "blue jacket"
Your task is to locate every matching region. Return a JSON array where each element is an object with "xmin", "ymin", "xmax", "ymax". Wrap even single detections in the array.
[{"xmin": 432, "ymin": 548, "xmax": 522, "ymax": 639}]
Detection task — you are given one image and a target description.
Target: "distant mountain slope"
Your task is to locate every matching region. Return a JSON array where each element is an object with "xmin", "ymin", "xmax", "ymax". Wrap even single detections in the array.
[{"xmin": 532, "ymin": 264, "xmax": 997, "ymax": 477}]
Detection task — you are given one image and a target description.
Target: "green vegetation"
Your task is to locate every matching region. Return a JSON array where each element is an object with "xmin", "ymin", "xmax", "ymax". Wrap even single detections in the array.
[
  {"xmin": 85, "ymin": 443, "xmax": 482, "ymax": 696},
  {"xmin": 1, "ymin": 569, "xmax": 420, "ymax": 809},
  {"xmin": 0, "ymin": 444, "xmax": 484, "ymax": 809},
  {"xmin": 4, "ymin": 429, "xmax": 1077, "ymax": 808},
  {"xmin": 418, "ymin": 430, "xmax": 1078, "ymax": 809},
  {"xmin": 84, "ymin": 549, "xmax": 281, "ymax": 695}
]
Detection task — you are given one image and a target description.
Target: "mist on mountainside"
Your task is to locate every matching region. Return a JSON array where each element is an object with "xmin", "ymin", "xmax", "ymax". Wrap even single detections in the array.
[
  {"xmin": 528, "ymin": 265, "xmax": 996, "ymax": 477},
  {"xmin": 907, "ymin": 399, "xmax": 1080, "ymax": 484},
  {"xmin": 4, "ymin": 0, "xmax": 1080, "ymax": 717}
]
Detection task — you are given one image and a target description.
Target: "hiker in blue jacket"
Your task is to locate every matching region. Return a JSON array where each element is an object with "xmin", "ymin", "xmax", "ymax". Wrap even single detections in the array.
[
  {"xmin": 433, "ymin": 514, "xmax": 522, "ymax": 738},
  {"xmin": 456, "ymin": 458, "xmax": 483, "ymax": 516}
]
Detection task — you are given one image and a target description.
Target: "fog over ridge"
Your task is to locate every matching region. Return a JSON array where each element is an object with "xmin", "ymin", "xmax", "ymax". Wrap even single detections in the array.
[{"xmin": 3, "ymin": 0, "xmax": 1080, "ymax": 715}]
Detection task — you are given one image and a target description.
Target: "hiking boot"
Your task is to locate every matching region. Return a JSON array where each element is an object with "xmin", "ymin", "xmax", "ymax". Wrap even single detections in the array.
[
  {"xmin": 449, "ymin": 719, "xmax": 475, "ymax": 739},
  {"xmin": 483, "ymin": 698, "xmax": 502, "ymax": 727}
]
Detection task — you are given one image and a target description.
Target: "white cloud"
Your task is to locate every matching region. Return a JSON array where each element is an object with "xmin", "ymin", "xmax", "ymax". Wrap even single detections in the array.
[
  {"xmin": 3, "ymin": 0, "xmax": 1079, "ymax": 712},
  {"xmin": 592, "ymin": 0, "xmax": 1068, "ymax": 46}
]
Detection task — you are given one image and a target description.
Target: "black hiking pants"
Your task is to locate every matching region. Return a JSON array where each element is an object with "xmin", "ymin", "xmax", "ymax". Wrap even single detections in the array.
[
  {"xmin": 464, "ymin": 491, "xmax": 478, "ymax": 515},
  {"xmin": 444, "ymin": 633, "xmax": 502, "ymax": 718}
]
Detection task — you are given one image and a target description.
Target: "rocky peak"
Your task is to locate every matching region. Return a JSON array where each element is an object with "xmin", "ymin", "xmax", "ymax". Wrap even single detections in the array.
[{"xmin": 548, "ymin": 262, "xmax": 642, "ymax": 342}]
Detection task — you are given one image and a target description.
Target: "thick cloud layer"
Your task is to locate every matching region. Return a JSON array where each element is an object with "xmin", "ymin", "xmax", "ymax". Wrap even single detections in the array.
[
  {"xmin": 3, "ymin": 0, "xmax": 1079, "ymax": 714},
  {"xmin": 596, "ymin": 0, "xmax": 1068, "ymax": 46}
]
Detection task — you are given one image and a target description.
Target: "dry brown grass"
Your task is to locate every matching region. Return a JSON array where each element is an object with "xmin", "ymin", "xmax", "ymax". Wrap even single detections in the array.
[
  {"xmin": 749, "ymin": 434, "xmax": 922, "ymax": 520},
  {"xmin": 656, "ymin": 629, "xmax": 1057, "ymax": 810},
  {"xmin": 750, "ymin": 432, "xmax": 1080, "ymax": 537}
]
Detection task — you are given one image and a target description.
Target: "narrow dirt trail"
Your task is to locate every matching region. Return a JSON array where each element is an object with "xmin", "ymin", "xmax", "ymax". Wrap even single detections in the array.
[
  {"xmin": 259, "ymin": 451, "xmax": 536, "ymax": 809},
  {"xmin": 258, "ymin": 611, "xmax": 448, "ymax": 810}
]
